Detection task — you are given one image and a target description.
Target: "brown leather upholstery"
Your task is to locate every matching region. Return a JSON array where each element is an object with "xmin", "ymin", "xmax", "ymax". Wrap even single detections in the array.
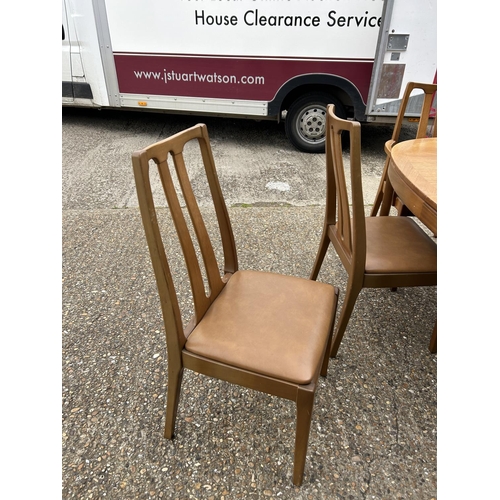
[
  {"xmin": 132, "ymin": 123, "xmax": 339, "ymax": 486},
  {"xmin": 364, "ymin": 218, "xmax": 437, "ymax": 274},
  {"xmin": 310, "ymin": 105, "xmax": 437, "ymax": 357},
  {"xmin": 186, "ymin": 270, "xmax": 335, "ymax": 384}
]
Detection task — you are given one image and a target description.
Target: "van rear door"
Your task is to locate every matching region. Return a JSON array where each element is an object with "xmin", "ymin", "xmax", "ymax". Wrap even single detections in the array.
[{"xmin": 365, "ymin": 0, "xmax": 437, "ymax": 120}]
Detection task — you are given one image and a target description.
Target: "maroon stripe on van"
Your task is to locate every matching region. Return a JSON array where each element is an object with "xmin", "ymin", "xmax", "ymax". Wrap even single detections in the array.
[{"xmin": 113, "ymin": 53, "xmax": 373, "ymax": 101}]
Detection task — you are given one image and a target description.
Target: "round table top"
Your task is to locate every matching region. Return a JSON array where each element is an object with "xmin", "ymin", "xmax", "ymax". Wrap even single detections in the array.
[{"xmin": 390, "ymin": 138, "xmax": 437, "ymax": 210}]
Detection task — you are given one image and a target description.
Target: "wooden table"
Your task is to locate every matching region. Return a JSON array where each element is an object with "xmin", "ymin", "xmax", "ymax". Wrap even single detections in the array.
[
  {"xmin": 387, "ymin": 137, "xmax": 437, "ymax": 235},
  {"xmin": 386, "ymin": 137, "xmax": 437, "ymax": 353}
]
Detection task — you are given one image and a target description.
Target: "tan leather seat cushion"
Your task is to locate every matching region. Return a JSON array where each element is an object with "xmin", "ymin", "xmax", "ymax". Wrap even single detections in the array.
[
  {"xmin": 365, "ymin": 217, "xmax": 437, "ymax": 274},
  {"xmin": 185, "ymin": 270, "xmax": 335, "ymax": 385}
]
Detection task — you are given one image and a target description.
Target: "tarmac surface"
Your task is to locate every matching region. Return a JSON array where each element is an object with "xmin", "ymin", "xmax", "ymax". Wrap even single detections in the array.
[{"xmin": 62, "ymin": 109, "xmax": 437, "ymax": 499}]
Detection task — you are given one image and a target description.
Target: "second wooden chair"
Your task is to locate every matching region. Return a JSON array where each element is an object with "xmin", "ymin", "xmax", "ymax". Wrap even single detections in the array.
[{"xmin": 310, "ymin": 105, "xmax": 437, "ymax": 358}]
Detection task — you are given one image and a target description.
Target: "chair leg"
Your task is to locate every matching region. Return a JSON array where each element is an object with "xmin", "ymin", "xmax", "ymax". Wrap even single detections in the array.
[
  {"xmin": 164, "ymin": 367, "xmax": 184, "ymax": 439},
  {"xmin": 293, "ymin": 386, "xmax": 315, "ymax": 486},
  {"xmin": 370, "ymin": 180, "xmax": 385, "ymax": 216},
  {"xmin": 330, "ymin": 282, "xmax": 361, "ymax": 358},
  {"xmin": 379, "ymin": 181, "xmax": 395, "ymax": 216},
  {"xmin": 320, "ymin": 287, "xmax": 339, "ymax": 377},
  {"xmin": 429, "ymin": 322, "xmax": 437, "ymax": 354},
  {"xmin": 370, "ymin": 156, "xmax": 391, "ymax": 217},
  {"xmin": 320, "ymin": 324, "xmax": 333, "ymax": 377},
  {"xmin": 310, "ymin": 230, "xmax": 330, "ymax": 281}
]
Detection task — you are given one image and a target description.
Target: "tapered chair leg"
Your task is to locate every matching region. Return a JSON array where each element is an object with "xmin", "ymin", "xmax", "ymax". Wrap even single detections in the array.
[
  {"xmin": 293, "ymin": 386, "xmax": 316, "ymax": 486},
  {"xmin": 330, "ymin": 282, "xmax": 362, "ymax": 358},
  {"xmin": 320, "ymin": 324, "xmax": 333, "ymax": 377},
  {"xmin": 429, "ymin": 322, "xmax": 437, "ymax": 353},
  {"xmin": 370, "ymin": 182, "xmax": 385, "ymax": 217},
  {"xmin": 164, "ymin": 367, "xmax": 184, "ymax": 439},
  {"xmin": 310, "ymin": 230, "xmax": 330, "ymax": 281},
  {"xmin": 320, "ymin": 287, "xmax": 339, "ymax": 377},
  {"xmin": 370, "ymin": 156, "xmax": 390, "ymax": 216}
]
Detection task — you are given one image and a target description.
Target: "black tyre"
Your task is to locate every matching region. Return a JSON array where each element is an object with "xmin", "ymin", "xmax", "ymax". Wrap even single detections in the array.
[{"xmin": 285, "ymin": 92, "xmax": 346, "ymax": 153}]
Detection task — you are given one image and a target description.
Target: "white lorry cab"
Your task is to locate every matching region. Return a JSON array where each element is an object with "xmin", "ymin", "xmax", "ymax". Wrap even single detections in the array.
[{"xmin": 62, "ymin": 0, "xmax": 436, "ymax": 153}]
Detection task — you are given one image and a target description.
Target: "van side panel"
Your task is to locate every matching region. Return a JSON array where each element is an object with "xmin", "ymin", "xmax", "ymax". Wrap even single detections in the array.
[
  {"xmin": 102, "ymin": 0, "xmax": 384, "ymax": 116},
  {"xmin": 113, "ymin": 54, "xmax": 374, "ymax": 102}
]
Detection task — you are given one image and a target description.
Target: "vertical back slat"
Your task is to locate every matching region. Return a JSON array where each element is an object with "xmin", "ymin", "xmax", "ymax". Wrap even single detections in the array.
[
  {"xmin": 416, "ymin": 90, "xmax": 436, "ymax": 138},
  {"xmin": 331, "ymin": 126, "xmax": 352, "ymax": 256},
  {"xmin": 346, "ymin": 121, "xmax": 367, "ymax": 267},
  {"xmin": 197, "ymin": 128, "xmax": 238, "ymax": 276},
  {"xmin": 170, "ymin": 149, "xmax": 225, "ymax": 300},
  {"xmin": 157, "ymin": 156, "xmax": 213, "ymax": 322}
]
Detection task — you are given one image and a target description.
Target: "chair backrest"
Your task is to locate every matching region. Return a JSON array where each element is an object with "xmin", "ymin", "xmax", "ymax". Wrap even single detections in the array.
[
  {"xmin": 324, "ymin": 104, "xmax": 366, "ymax": 276},
  {"xmin": 132, "ymin": 124, "xmax": 238, "ymax": 360},
  {"xmin": 388, "ymin": 81, "xmax": 437, "ymax": 150}
]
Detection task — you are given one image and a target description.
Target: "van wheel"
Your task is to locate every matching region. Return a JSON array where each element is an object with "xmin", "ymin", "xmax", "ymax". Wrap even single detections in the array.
[{"xmin": 285, "ymin": 92, "xmax": 346, "ymax": 153}]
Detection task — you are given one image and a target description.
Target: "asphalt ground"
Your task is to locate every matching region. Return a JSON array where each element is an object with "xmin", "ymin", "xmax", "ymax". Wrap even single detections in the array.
[
  {"xmin": 58, "ymin": 108, "xmax": 440, "ymax": 499},
  {"xmin": 62, "ymin": 207, "xmax": 437, "ymax": 500}
]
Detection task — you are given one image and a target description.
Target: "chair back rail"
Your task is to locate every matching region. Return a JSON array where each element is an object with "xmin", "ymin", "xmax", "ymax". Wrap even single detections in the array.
[{"xmin": 391, "ymin": 82, "xmax": 437, "ymax": 143}]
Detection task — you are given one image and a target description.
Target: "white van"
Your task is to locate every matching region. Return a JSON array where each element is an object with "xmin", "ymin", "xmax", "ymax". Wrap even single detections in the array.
[{"xmin": 62, "ymin": 0, "xmax": 436, "ymax": 152}]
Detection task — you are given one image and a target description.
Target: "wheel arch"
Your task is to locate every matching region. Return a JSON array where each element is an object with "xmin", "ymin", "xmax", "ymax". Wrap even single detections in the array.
[{"xmin": 268, "ymin": 74, "xmax": 367, "ymax": 122}]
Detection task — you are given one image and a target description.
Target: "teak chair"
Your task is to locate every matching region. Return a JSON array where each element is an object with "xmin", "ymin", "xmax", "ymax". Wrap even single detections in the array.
[
  {"xmin": 310, "ymin": 105, "xmax": 437, "ymax": 358},
  {"xmin": 132, "ymin": 124, "xmax": 339, "ymax": 486},
  {"xmin": 371, "ymin": 81, "xmax": 437, "ymax": 217}
]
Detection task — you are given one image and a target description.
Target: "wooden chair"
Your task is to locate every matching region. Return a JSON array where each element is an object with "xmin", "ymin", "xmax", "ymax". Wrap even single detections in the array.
[
  {"xmin": 132, "ymin": 123, "xmax": 339, "ymax": 486},
  {"xmin": 310, "ymin": 105, "xmax": 437, "ymax": 358},
  {"xmin": 371, "ymin": 81, "xmax": 437, "ymax": 217}
]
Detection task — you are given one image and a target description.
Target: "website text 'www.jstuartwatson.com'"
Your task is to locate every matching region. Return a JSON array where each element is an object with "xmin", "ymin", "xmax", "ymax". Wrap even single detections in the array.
[{"xmin": 133, "ymin": 69, "xmax": 265, "ymax": 86}]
